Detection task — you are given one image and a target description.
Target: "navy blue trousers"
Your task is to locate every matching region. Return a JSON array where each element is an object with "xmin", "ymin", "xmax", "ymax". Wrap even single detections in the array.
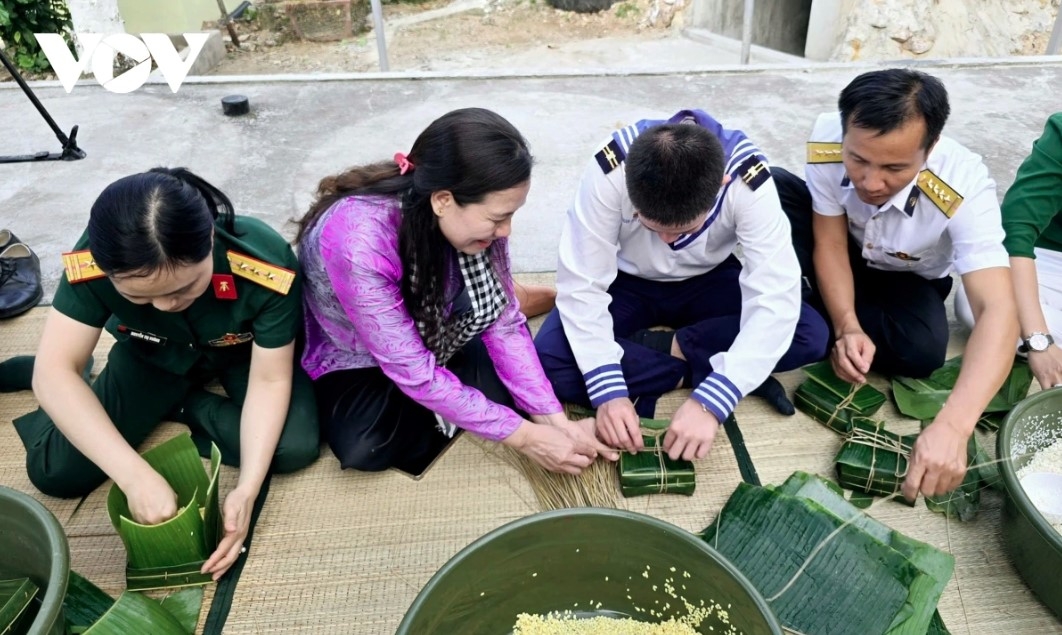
[{"xmin": 534, "ymin": 256, "xmax": 829, "ymax": 417}]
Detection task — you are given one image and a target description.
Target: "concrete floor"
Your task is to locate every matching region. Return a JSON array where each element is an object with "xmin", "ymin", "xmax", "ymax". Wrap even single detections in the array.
[{"xmin": 2, "ymin": 56, "xmax": 1062, "ymax": 299}]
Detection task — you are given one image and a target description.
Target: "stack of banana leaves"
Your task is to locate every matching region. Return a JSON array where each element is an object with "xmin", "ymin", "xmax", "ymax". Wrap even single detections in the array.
[
  {"xmin": 700, "ymin": 471, "xmax": 954, "ymax": 635},
  {"xmin": 892, "ymin": 356, "xmax": 1033, "ymax": 431},
  {"xmin": 794, "ymin": 361, "xmax": 887, "ymax": 433},
  {"xmin": 0, "ymin": 577, "xmax": 37, "ymax": 634},
  {"xmin": 0, "ymin": 571, "xmax": 202, "ymax": 635},
  {"xmin": 63, "ymin": 571, "xmax": 202, "ymax": 634},
  {"xmin": 107, "ymin": 434, "xmax": 223, "ymax": 591},
  {"xmin": 618, "ymin": 418, "xmax": 696, "ymax": 497}
]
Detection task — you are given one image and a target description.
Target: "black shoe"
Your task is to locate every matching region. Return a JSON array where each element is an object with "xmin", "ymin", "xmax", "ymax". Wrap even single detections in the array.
[
  {"xmin": 0, "ymin": 230, "xmax": 21, "ymax": 251},
  {"xmin": 0, "ymin": 243, "xmax": 43, "ymax": 319},
  {"xmin": 750, "ymin": 375, "xmax": 795, "ymax": 416}
]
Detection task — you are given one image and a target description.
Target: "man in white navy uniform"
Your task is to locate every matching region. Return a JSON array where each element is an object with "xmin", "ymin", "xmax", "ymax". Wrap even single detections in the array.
[
  {"xmin": 774, "ymin": 69, "xmax": 1018, "ymax": 500},
  {"xmin": 534, "ymin": 109, "xmax": 829, "ymax": 462}
]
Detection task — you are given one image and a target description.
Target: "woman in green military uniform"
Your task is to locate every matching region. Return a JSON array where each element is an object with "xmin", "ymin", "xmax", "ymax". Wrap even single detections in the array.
[{"xmin": 14, "ymin": 167, "xmax": 320, "ymax": 580}]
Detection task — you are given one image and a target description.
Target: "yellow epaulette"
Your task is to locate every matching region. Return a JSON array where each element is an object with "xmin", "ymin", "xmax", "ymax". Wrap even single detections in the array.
[
  {"xmin": 62, "ymin": 250, "xmax": 105, "ymax": 283},
  {"xmin": 916, "ymin": 169, "xmax": 963, "ymax": 218},
  {"xmin": 806, "ymin": 142, "xmax": 843, "ymax": 164},
  {"xmin": 226, "ymin": 251, "xmax": 295, "ymax": 295}
]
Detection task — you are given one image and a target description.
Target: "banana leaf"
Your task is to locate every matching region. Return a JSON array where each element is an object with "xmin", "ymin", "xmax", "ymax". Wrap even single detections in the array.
[
  {"xmin": 848, "ymin": 490, "xmax": 875, "ymax": 509},
  {"xmin": 159, "ymin": 588, "xmax": 204, "ymax": 634},
  {"xmin": 835, "ymin": 420, "xmax": 918, "ymax": 501},
  {"xmin": 0, "ymin": 577, "xmax": 38, "ymax": 635},
  {"xmin": 619, "ymin": 418, "xmax": 695, "ymax": 497},
  {"xmin": 927, "ymin": 610, "xmax": 950, "ymax": 634},
  {"xmin": 82, "ymin": 592, "xmax": 187, "ymax": 635},
  {"xmin": 920, "ymin": 422, "xmax": 981, "ymax": 521},
  {"xmin": 63, "ymin": 571, "xmax": 115, "ymax": 632},
  {"xmin": 794, "ymin": 380, "xmax": 878, "ymax": 435},
  {"xmin": 891, "ymin": 376, "xmax": 950, "ymax": 422},
  {"xmin": 774, "ymin": 472, "xmax": 954, "ymax": 634},
  {"xmin": 802, "ymin": 361, "xmax": 887, "ymax": 415},
  {"xmin": 893, "ymin": 357, "xmax": 1033, "ymax": 420},
  {"xmin": 701, "ymin": 481, "xmax": 922, "ymax": 635},
  {"xmin": 107, "ymin": 434, "xmax": 222, "ymax": 591},
  {"xmin": 985, "ymin": 358, "xmax": 1033, "ymax": 412}
]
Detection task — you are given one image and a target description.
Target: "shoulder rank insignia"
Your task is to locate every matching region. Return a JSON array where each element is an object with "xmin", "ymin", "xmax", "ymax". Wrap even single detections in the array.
[
  {"xmin": 594, "ymin": 138, "xmax": 626, "ymax": 174},
  {"xmin": 807, "ymin": 142, "xmax": 843, "ymax": 164},
  {"xmin": 737, "ymin": 155, "xmax": 770, "ymax": 191},
  {"xmin": 61, "ymin": 250, "xmax": 105, "ymax": 283},
  {"xmin": 226, "ymin": 251, "xmax": 295, "ymax": 295},
  {"xmin": 916, "ymin": 169, "xmax": 963, "ymax": 218}
]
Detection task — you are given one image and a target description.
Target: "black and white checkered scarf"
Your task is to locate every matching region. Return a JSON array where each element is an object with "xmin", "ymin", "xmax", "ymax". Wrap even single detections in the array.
[{"xmin": 415, "ymin": 250, "xmax": 508, "ymax": 364}]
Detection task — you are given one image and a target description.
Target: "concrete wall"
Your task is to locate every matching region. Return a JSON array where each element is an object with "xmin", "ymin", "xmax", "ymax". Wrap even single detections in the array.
[
  {"xmin": 809, "ymin": 0, "xmax": 1060, "ymax": 62},
  {"xmin": 116, "ymin": 0, "xmax": 222, "ymax": 34},
  {"xmin": 690, "ymin": 0, "xmax": 813, "ymax": 57},
  {"xmin": 67, "ymin": 0, "xmax": 126, "ymax": 34}
]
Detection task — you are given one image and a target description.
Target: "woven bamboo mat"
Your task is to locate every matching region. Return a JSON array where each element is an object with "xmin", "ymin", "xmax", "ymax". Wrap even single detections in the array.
[{"xmin": 3, "ymin": 280, "xmax": 1062, "ymax": 633}]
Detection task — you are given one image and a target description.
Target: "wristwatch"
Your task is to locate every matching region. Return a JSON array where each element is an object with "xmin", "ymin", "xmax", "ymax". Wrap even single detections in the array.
[{"xmin": 1020, "ymin": 331, "xmax": 1055, "ymax": 353}]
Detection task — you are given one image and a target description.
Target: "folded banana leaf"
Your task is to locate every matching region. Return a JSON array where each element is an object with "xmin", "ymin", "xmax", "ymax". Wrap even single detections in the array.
[
  {"xmin": 701, "ymin": 480, "xmax": 924, "ymax": 635},
  {"xmin": 835, "ymin": 420, "xmax": 917, "ymax": 501},
  {"xmin": 64, "ymin": 571, "xmax": 115, "ymax": 632},
  {"xmin": 159, "ymin": 588, "xmax": 205, "ymax": 634},
  {"xmin": 107, "ymin": 434, "xmax": 223, "ymax": 591},
  {"xmin": 802, "ymin": 361, "xmax": 887, "ymax": 415},
  {"xmin": 64, "ymin": 571, "xmax": 201, "ymax": 635},
  {"xmin": 0, "ymin": 577, "xmax": 38, "ymax": 635},
  {"xmin": 619, "ymin": 418, "xmax": 695, "ymax": 497},
  {"xmin": 794, "ymin": 380, "xmax": 882, "ymax": 435},
  {"xmin": 985, "ymin": 358, "xmax": 1033, "ymax": 412},
  {"xmin": 82, "ymin": 591, "xmax": 188, "ymax": 634},
  {"xmin": 773, "ymin": 472, "xmax": 954, "ymax": 635},
  {"xmin": 919, "ymin": 422, "xmax": 982, "ymax": 521},
  {"xmin": 893, "ymin": 357, "xmax": 1033, "ymax": 421},
  {"xmin": 927, "ymin": 610, "xmax": 950, "ymax": 634}
]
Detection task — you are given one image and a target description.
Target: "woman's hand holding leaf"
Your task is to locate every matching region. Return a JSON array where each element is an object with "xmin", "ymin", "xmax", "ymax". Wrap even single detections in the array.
[{"xmin": 202, "ymin": 485, "xmax": 255, "ymax": 581}]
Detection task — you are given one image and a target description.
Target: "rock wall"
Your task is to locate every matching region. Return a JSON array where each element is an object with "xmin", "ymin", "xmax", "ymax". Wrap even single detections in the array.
[{"xmin": 817, "ymin": 0, "xmax": 1060, "ymax": 61}]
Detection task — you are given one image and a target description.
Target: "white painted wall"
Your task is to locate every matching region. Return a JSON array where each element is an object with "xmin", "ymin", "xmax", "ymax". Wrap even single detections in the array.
[{"xmin": 67, "ymin": 0, "xmax": 126, "ymax": 34}]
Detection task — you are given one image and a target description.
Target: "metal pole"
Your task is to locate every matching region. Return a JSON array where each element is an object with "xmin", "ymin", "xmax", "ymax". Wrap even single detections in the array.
[
  {"xmin": 369, "ymin": 0, "xmax": 390, "ymax": 72},
  {"xmin": 740, "ymin": 0, "xmax": 755, "ymax": 65},
  {"xmin": 1048, "ymin": 4, "xmax": 1062, "ymax": 56}
]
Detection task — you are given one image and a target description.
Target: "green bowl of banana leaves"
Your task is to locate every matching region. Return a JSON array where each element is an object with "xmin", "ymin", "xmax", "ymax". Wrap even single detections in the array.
[
  {"xmin": 998, "ymin": 388, "xmax": 1062, "ymax": 618},
  {"xmin": 0, "ymin": 486, "xmax": 69, "ymax": 635},
  {"xmin": 397, "ymin": 508, "xmax": 783, "ymax": 634}
]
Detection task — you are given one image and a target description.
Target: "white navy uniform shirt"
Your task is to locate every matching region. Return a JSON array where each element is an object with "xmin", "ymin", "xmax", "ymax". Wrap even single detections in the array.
[
  {"xmin": 805, "ymin": 112, "xmax": 1009, "ymax": 280},
  {"xmin": 555, "ymin": 109, "xmax": 802, "ymax": 422}
]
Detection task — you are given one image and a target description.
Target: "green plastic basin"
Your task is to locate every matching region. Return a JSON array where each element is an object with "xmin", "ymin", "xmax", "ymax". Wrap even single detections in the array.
[
  {"xmin": 998, "ymin": 389, "xmax": 1062, "ymax": 618},
  {"xmin": 0, "ymin": 486, "xmax": 69, "ymax": 635},
  {"xmin": 397, "ymin": 508, "xmax": 783, "ymax": 635}
]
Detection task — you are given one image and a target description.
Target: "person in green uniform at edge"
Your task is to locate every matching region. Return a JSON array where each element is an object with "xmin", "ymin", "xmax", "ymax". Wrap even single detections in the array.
[
  {"xmin": 956, "ymin": 113, "xmax": 1062, "ymax": 390},
  {"xmin": 13, "ymin": 167, "xmax": 320, "ymax": 580}
]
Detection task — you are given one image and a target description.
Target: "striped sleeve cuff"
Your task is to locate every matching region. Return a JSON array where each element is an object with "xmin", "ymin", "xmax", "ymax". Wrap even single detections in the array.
[
  {"xmin": 584, "ymin": 364, "xmax": 629, "ymax": 407},
  {"xmin": 692, "ymin": 372, "xmax": 742, "ymax": 422}
]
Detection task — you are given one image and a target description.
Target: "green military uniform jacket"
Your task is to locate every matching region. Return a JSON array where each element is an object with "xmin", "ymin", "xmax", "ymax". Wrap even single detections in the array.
[
  {"xmin": 1002, "ymin": 113, "xmax": 1062, "ymax": 258},
  {"xmin": 54, "ymin": 215, "xmax": 302, "ymax": 375}
]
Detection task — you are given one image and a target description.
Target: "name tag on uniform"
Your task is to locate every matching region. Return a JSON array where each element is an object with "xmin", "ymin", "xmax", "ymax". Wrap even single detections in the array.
[
  {"xmin": 207, "ymin": 332, "xmax": 254, "ymax": 347},
  {"xmin": 116, "ymin": 324, "xmax": 167, "ymax": 346}
]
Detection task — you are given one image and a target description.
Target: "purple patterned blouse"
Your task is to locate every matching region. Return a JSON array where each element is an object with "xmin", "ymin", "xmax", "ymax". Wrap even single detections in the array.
[{"xmin": 298, "ymin": 195, "xmax": 562, "ymax": 441}]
